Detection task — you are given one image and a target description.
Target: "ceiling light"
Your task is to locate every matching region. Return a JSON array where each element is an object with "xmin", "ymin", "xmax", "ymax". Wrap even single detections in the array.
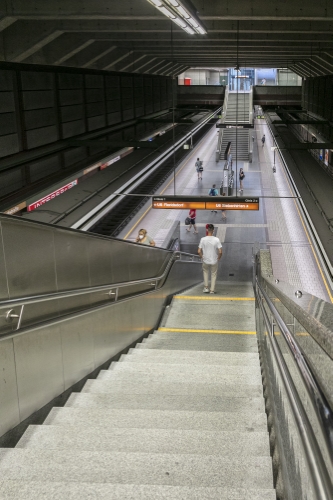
[
  {"xmin": 146, "ymin": 0, "xmax": 206, "ymax": 35},
  {"xmin": 173, "ymin": 18, "xmax": 187, "ymax": 28},
  {"xmin": 187, "ymin": 17, "xmax": 199, "ymax": 28},
  {"xmin": 159, "ymin": 6, "xmax": 176, "ymax": 18},
  {"xmin": 184, "ymin": 26, "xmax": 195, "ymax": 34}
]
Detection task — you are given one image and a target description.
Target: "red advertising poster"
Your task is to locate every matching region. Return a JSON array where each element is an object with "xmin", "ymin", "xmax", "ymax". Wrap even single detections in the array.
[{"xmin": 27, "ymin": 180, "xmax": 78, "ymax": 212}]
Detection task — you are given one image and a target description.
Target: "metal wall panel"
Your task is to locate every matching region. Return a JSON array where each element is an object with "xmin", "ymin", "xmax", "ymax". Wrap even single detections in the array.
[
  {"xmin": 13, "ymin": 322, "xmax": 63, "ymax": 421},
  {"xmin": 0, "ymin": 223, "xmax": 9, "ymax": 300},
  {"xmin": 60, "ymin": 314, "xmax": 95, "ymax": 390},
  {"xmin": 0, "ymin": 338, "xmax": 20, "ymax": 436},
  {"xmin": 54, "ymin": 229, "xmax": 90, "ymax": 290},
  {"xmin": 1, "ymin": 218, "xmax": 57, "ymax": 298}
]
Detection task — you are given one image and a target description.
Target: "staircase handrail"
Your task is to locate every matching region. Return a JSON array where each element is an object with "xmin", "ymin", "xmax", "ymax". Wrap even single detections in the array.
[
  {"xmin": 255, "ymin": 275, "xmax": 333, "ymax": 499},
  {"xmin": 0, "ymin": 250, "xmax": 201, "ymax": 335}
]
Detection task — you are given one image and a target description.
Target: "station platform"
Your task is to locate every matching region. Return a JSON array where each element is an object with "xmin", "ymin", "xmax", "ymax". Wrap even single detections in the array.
[{"xmin": 119, "ymin": 120, "xmax": 333, "ymax": 303}]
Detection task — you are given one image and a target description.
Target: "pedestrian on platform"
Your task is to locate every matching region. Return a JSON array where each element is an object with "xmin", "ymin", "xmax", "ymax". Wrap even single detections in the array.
[
  {"xmin": 186, "ymin": 208, "xmax": 198, "ymax": 234},
  {"xmin": 209, "ymin": 184, "xmax": 218, "ymax": 213},
  {"xmin": 198, "ymin": 224, "xmax": 222, "ymax": 294},
  {"xmin": 135, "ymin": 228, "xmax": 155, "ymax": 246},
  {"xmin": 195, "ymin": 158, "xmax": 203, "ymax": 180},
  {"xmin": 239, "ymin": 168, "xmax": 245, "ymax": 193},
  {"xmin": 261, "ymin": 134, "xmax": 265, "ymax": 146}
]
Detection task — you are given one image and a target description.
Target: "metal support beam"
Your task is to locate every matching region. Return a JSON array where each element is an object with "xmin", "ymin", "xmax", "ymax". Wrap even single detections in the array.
[
  {"xmin": 144, "ymin": 59, "xmax": 167, "ymax": 74},
  {"xmin": 134, "ymin": 57, "xmax": 157, "ymax": 73}
]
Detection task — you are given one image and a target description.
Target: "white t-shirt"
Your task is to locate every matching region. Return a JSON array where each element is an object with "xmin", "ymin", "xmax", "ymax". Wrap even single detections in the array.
[{"xmin": 198, "ymin": 236, "xmax": 222, "ymax": 265}]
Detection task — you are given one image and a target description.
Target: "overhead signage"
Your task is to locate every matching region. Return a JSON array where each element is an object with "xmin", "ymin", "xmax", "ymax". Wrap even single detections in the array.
[
  {"xmin": 4, "ymin": 201, "xmax": 27, "ymax": 215},
  {"xmin": 152, "ymin": 196, "xmax": 259, "ymax": 211},
  {"xmin": 217, "ymin": 123, "xmax": 254, "ymax": 129},
  {"xmin": 27, "ymin": 180, "xmax": 78, "ymax": 212}
]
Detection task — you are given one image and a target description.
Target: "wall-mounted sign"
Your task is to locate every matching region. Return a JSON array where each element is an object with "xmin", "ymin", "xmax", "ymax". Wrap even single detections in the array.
[
  {"xmin": 152, "ymin": 196, "xmax": 259, "ymax": 211},
  {"xmin": 27, "ymin": 180, "xmax": 78, "ymax": 212},
  {"xmin": 4, "ymin": 201, "xmax": 27, "ymax": 215},
  {"xmin": 83, "ymin": 163, "xmax": 101, "ymax": 175},
  {"xmin": 100, "ymin": 155, "xmax": 121, "ymax": 170}
]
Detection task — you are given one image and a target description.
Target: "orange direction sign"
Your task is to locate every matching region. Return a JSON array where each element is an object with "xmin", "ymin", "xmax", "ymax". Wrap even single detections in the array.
[{"xmin": 152, "ymin": 196, "xmax": 259, "ymax": 211}]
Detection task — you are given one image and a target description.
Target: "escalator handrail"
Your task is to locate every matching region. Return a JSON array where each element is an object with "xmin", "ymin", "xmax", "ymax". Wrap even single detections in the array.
[
  {"xmin": 256, "ymin": 276, "xmax": 333, "ymax": 499},
  {"xmin": 0, "ymin": 250, "xmax": 201, "ymax": 309}
]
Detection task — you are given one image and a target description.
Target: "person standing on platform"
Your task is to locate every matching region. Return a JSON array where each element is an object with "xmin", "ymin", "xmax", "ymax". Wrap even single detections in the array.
[
  {"xmin": 135, "ymin": 228, "xmax": 155, "ymax": 246},
  {"xmin": 261, "ymin": 134, "xmax": 265, "ymax": 146},
  {"xmin": 198, "ymin": 224, "xmax": 222, "ymax": 294},
  {"xmin": 195, "ymin": 158, "xmax": 203, "ymax": 180},
  {"xmin": 186, "ymin": 208, "xmax": 198, "ymax": 234},
  {"xmin": 239, "ymin": 168, "xmax": 245, "ymax": 193},
  {"xmin": 209, "ymin": 184, "xmax": 218, "ymax": 213}
]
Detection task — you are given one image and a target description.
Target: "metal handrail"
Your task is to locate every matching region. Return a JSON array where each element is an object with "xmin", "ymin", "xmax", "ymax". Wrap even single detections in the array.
[
  {"xmin": 0, "ymin": 250, "xmax": 201, "ymax": 309},
  {"xmin": 256, "ymin": 277, "xmax": 333, "ymax": 499}
]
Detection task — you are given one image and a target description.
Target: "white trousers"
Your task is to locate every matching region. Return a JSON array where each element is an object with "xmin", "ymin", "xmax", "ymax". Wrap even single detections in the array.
[{"xmin": 202, "ymin": 261, "xmax": 218, "ymax": 291}]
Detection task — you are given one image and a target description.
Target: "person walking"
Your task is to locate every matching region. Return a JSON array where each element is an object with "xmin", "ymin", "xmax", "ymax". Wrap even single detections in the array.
[
  {"xmin": 135, "ymin": 228, "xmax": 155, "ymax": 246},
  {"xmin": 208, "ymin": 184, "xmax": 218, "ymax": 213},
  {"xmin": 239, "ymin": 168, "xmax": 245, "ymax": 193},
  {"xmin": 186, "ymin": 208, "xmax": 198, "ymax": 234},
  {"xmin": 261, "ymin": 134, "xmax": 265, "ymax": 146},
  {"xmin": 198, "ymin": 223, "xmax": 222, "ymax": 294},
  {"xmin": 195, "ymin": 157, "xmax": 203, "ymax": 180}
]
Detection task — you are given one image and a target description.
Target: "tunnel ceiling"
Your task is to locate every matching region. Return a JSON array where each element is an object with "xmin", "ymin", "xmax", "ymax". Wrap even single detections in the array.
[{"xmin": 1, "ymin": 0, "xmax": 333, "ymax": 77}]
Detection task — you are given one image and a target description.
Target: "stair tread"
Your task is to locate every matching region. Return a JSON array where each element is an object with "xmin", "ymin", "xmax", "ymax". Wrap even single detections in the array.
[
  {"xmin": 44, "ymin": 407, "xmax": 267, "ymax": 431},
  {"xmin": 17, "ymin": 426, "xmax": 270, "ymax": 456},
  {"xmin": 0, "ymin": 481, "xmax": 276, "ymax": 499},
  {"xmin": 0, "ymin": 449, "xmax": 274, "ymax": 489},
  {"xmin": 65, "ymin": 392, "xmax": 265, "ymax": 412},
  {"xmin": 127, "ymin": 348, "xmax": 259, "ymax": 361},
  {"xmin": 84, "ymin": 378, "xmax": 263, "ymax": 397}
]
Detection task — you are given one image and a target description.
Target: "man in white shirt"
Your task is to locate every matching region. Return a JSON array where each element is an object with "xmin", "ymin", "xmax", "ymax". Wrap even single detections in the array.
[{"xmin": 198, "ymin": 224, "xmax": 222, "ymax": 294}]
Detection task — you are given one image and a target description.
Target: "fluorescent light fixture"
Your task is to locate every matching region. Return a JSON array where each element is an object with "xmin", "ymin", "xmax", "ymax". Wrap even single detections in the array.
[
  {"xmin": 173, "ymin": 17, "xmax": 187, "ymax": 28},
  {"xmin": 184, "ymin": 26, "xmax": 195, "ymax": 34},
  {"xmin": 160, "ymin": 6, "xmax": 176, "ymax": 18},
  {"xmin": 147, "ymin": 0, "xmax": 206, "ymax": 35}
]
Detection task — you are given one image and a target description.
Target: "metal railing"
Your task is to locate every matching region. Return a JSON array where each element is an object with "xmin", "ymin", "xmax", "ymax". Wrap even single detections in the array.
[
  {"xmin": 0, "ymin": 250, "xmax": 201, "ymax": 336},
  {"xmin": 255, "ymin": 274, "xmax": 333, "ymax": 499}
]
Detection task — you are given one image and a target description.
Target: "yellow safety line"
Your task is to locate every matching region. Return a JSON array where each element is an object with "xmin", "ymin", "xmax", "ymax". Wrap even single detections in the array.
[
  {"xmin": 174, "ymin": 295, "xmax": 255, "ymax": 301},
  {"xmin": 123, "ymin": 142, "xmax": 202, "ymax": 239},
  {"xmin": 279, "ymin": 146, "xmax": 333, "ymax": 303},
  {"xmin": 158, "ymin": 327, "xmax": 256, "ymax": 335}
]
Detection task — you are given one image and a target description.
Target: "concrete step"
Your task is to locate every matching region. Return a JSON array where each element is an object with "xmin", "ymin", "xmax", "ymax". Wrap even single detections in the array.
[
  {"xmin": 138, "ymin": 332, "xmax": 258, "ymax": 352},
  {"xmin": 109, "ymin": 360, "xmax": 261, "ymax": 377},
  {"xmin": 44, "ymin": 407, "xmax": 268, "ymax": 432},
  {"xmin": 97, "ymin": 369, "xmax": 261, "ymax": 386},
  {"xmin": 83, "ymin": 378, "xmax": 263, "ymax": 398},
  {"xmin": 0, "ymin": 481, "xmax": 276, "ymax": 499},
  {"xmin": 65, "ymin": 392, "xmax": 264, "ymax": 412},
  {"xmin": 0, "ymin": 449, "xmax": 274, "ymax": 489},
  {"xmin": 103, "ymin": 365, "xmax": 262, "ymax": 385},
  {"xmin": 17, "ymin": 426, "xmax": 270, "ymax": 456},
  {"xmin": 125, "ymin": 348, "xmax": 260, "ymax": 365}
]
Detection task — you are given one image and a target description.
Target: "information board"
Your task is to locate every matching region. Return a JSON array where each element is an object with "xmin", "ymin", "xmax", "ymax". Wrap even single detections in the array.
[{"xmin": 152, "ymin": 196, "xmax": 259, "ymax": 211}]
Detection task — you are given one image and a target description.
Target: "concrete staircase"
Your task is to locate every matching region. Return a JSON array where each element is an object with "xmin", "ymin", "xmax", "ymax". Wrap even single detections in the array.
[
  {"xmin": 220, "ymin": 128, "xmax": 250, "ymax": 161},
  {"xmin": 225, "ymin": 93, "xmax": 250, "ymax": 123},
  {"xmin": 220, "ymin": 92, "xmax": 250, "ymax": 161},
  {"xmin": 0, "ymin": 281, "xmax": 275, "ymax": 499}
]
